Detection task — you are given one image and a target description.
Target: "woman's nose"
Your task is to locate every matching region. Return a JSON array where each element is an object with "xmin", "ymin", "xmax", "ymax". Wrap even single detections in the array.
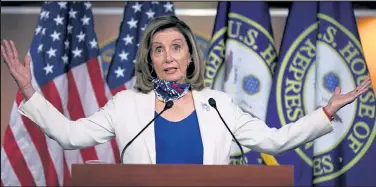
[{"xmin": 165, "ymin": 50, "xmax": 173, "ymax": 63}]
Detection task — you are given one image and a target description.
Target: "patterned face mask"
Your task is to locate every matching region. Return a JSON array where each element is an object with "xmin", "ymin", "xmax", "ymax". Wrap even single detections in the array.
[{"xmin": 152, "ymin": 78, "xmax": 191, "ymax": 103}]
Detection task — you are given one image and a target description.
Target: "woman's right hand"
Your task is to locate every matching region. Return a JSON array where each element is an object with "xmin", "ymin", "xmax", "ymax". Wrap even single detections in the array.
[{"xmin": 1, "ymin": 40, "xmax": 35, "ymax": 100}]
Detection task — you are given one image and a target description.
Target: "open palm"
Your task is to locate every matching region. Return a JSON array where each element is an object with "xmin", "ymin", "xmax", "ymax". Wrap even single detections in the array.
[
  {"xmin": 1, "ymin": 40, "xmax": 32, "ymax": 90},
  {"xmin": 326, "ymin": 77, "xmax": 372, "ymax": 115}
]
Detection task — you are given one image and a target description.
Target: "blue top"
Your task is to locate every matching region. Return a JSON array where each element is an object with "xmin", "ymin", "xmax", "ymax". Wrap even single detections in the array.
[{"xmin": 154, "ymin": 110, "xmax": 203, "ymax": 164}]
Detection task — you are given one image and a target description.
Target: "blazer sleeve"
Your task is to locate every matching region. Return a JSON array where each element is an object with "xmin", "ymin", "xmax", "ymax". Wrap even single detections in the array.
[
  {"xmin": 232, "ymin": 101, "xmax": 334, "ymax": 155},
  {"xmin": 18, "ymin": 91, "xmax": 117, "ymax": 150}
]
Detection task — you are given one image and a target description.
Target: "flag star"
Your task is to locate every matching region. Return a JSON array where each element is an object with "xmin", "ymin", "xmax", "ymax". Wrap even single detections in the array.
[
  {"xmin": 61, "ymin": 53, "xmax": 68, "ymax": 64},
  {"xmin": 43, "ymin": 63, "xmax": 53, "ymax": 74},
  {"xmin": 127, "ymin": 18, "xmax": 138, "ymax": 29},
  {"xmin": 164, "ymin": 2, "xmax": 174, "ymax": 12},
  {"xmin": 40, "ymin": 10, "xmax": 46, "ymax": 20},
  {"xmin": 64, "ymin": 40, "xmax": 70, "ymax": 49},
  {"xmin": 141, "ymin": 24, "xmax": 147, "ymax": 31},
  {"xmin": 72, "ymin": 47, "xmax": 82, "ymax": 58},
  {"xmin": 84, "ymin": 2, "xmax": 92, "ymax": 10},
  {"xmin": 89, "ymin": 38, "xmax": 98, "ymax": 48},
  {"xmin": 67, "ymin": 24, "xmax": 73, "ymax": 34},
  {"xmin": 118, "ymin": 50, "xmax": 129, "ymax": 61},
  {"xmin": 69, "ymin": 9, "xmax": 77, "ymax": 19},
  {"xmin": 41, "ymin": 28, "xmax": 46, "ymax": 35},
  {"xmin": 81, "ymin": 15, "xmax": 90, "ymax": 25},
  {"xmin": 76, "ymin": 31, "xmax": 86, "ymax": 42},
  {"xmin": 50, "ymin": 30, "xmax": 61, "ymax": 41},
  {"xmin": 133, "ymin": 59, "xmax": 136, "ymax": 63},
  {"xmin": 37, "ymin": 44, "xmax": 43, "ymax": 53},
  {"xmin": 122, "ymin": 34, "xmax": 134, "ymax": 45},
  {"xmin": 53, "ymin": 14, "xmax": 64, "ymax": 26},
  {"xmin": 44, "ymin": 11, "xmax": 50, "ymax": 19},
  {"xmin": 114, "ymin": 66, "xmax": 125, "ymax": 78},
  {"xmin": 46, "ymin": 47, "xmax": 56, "ymax": 58},
  {"xmin": 35, "ymin": 26, "xmax": 41, "ymax": 35},
  {"xmin": 132, "ymin": 2, "xmax": 142, "ymax": 13},
  {"xmin": 40, "ymin": 10, "xmax": 50, "ymax": 20},
  {"xmin": 152, "ymin": 1, "xmax": 159, "ymax": 4},
  {"xmin": 57, "ymin": 2, "xmax": 67, "ymax": 9},
  {"xmin": 146, "ymin": 9, "xmax": 155, "ymax": 19}
]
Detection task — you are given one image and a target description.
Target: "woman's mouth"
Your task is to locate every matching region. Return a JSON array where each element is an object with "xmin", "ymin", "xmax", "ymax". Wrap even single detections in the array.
[{"xmin": 164, "ymin": 67, "xmax": 178, "ymax": 74}]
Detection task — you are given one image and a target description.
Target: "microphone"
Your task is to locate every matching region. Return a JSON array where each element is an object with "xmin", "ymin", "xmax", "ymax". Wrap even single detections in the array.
[
  {"xmin": 119, "ymin": 100, "xmax": 174, "ymax": 164},
  {"xmin": 208, "ymin": 98, "xmax": 247, "ymax": 165}
]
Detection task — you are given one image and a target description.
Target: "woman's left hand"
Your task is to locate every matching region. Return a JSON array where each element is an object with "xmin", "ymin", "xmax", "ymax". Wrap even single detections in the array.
[{"xmin": 325, "ymin": 76, "xmax": 372, "ymax": 116}]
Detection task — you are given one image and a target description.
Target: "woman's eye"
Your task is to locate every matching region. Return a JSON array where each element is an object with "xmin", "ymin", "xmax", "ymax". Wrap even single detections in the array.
[
  {"xmin": 155, "ymin": 47, "xmax": 163, "ymax": 53},
  {"xmin": 173, "ymin": 44, "xmax": 181, "ymax": 51}
]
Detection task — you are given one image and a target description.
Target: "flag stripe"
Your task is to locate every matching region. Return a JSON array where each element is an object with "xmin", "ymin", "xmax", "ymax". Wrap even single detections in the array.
[
  {"xmin": 63, "ymin": 154, "xmax": 71, "ymax": 186},
  {"xmin": 2, "ymin": 127, "xmax": 34, "ymax": 186},
  {"xmin": 66, "ymin": 70, "xmax": 99, "ymax": 161},
  {"xmin": 38, "ymin": 80, "xmax": 66, "ymax": 186},
  {"xmin": 110, "ymin": 85, "xmax": 126, "ymax": 96},
  {"xmin": 87, "ymin": 58, "xmax": 107, "ymax": 107},
  {"xmin": 53, "ymin": 73, "xmax": 85, "ymax": 176},
  {"xmin": 38, "ymin": 78, "xmax": 74, "ymax": 186},
  {"xmin": 29, "ymin": 48, "xmax": 63, "ymax": 187},
  {"xmin": 16, "ymin": 91, "xmax": 60, "ymax": 186},
  {"xmin": 40, "ymin": 75, "xmax": 81, "ymax": 186},
  {"xmin": 39, "ymin": 80, "xmax": 73, "ymax": 186},
  {"xmin": 86, "ymin": 58, "xmax": 121, "ymax": 162},
  {"xmin": 110, "ymin": 139, "xmax": 120, "ymax": 163},
  {"xmin": 44, "ymin": 133, "xmax": 64, "ymax": 186},
  {"xmin": 6, "ymin": 102, "xmax": 44, "ymax": 185},
  {"xmin": 71, "ymin": 63, "xmax": 115, "ymax": 163}
]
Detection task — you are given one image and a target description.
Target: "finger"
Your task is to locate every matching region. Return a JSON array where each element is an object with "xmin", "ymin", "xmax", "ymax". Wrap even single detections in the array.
[
  {"xmin": 1, "ymin": 46, "xmax": 12, "ymax": 69},
  {"xmin": 359, "ymin": 77, "xmax": 371, "ymax": 87},
  {"xmin": 1, "ymin": 45, "xmax": 10, "ymax": 62},
  {"xmin": 10, "ymin": 40, "xmax": 19, "ymax": 61},
  {"xmin": 356, "ymin": 79, "xmax": 372, "ymax": 92},
  {"xmin": 334, "ymin": 86, "xmax": 341, "ymax": 95},
  {"xmin": 24, "ymin": 56, "xmax": 31, "ymax": 70},
  {"xmin": 362, "ymin": 78, "xmax": 372, "ymax": 89},
  {"xmin": 3, "ymin": 40, "xmax": 14, "ymax": 60},
  {"xmin": 355, "ymin": 87, "xmax": 369, "ymax": 97},
  {"xmin": 354, "ymin": 78, "xmax": 370, "ymax": 92},
  {"xmin": 355, "ymin": 83, "xmax": 370, "ymax": 94}
]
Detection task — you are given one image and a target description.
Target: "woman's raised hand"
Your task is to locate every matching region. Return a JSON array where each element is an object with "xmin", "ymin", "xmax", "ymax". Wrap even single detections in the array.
[
  {"xmin": 324, "ymin": 76, "xmax": 372, "ymax": 116},
  {"xmin": 1, "ymin": 40, "xmax": 35, "ymax": 100}
]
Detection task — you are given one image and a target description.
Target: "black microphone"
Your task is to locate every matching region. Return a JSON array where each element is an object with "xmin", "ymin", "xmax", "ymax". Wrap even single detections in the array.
[
  {"xmin": 119, "ymin": 100, "xmax": 174, "ymax": 164},
  {"xmin": 208, "ymin": 98, "xmax": 247, "ymax": 165}
]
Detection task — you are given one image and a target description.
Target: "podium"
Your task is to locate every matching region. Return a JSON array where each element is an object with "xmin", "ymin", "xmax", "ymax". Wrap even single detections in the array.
[{"xmin": 71, "ymin": 164, "xmax": 293, "ymax": 186}]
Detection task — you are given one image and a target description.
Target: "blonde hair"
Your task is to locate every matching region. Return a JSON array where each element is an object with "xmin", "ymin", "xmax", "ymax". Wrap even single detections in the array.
[{"xmin": 134, "ymin": 15, "xmax": 205, "ymax": 93}]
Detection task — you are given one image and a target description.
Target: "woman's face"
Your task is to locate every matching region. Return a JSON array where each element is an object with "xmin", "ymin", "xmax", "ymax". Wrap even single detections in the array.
[{"xmin": 150, "ymin": 28, "xmax": 191, "ymax": 83}]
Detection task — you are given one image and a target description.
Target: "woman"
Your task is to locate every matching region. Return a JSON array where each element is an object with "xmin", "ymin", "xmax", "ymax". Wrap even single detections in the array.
[{"xmin": 1, "ymin": 15, "xmax": 371, "ymax": 165}]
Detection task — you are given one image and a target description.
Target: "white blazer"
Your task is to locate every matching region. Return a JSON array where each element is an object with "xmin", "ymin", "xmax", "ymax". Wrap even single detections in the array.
[{"xmin": 18, "ymin": 88, "xmax": 334, "ymax": 165}]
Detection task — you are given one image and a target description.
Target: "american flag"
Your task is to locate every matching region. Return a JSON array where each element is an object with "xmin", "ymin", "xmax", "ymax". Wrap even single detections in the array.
[
  {"xmin": 106, "ymin": 1, "xmax": 175, "ymax": 95},
  {"xmin": 1, "ymin": 2, "xmax": 119, "ymax": 186}
]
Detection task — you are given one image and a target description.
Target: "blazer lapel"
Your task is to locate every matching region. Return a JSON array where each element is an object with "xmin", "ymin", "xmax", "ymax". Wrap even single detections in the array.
[
  {"xmin": 135, "ymin": 90, "xmax": 156, "ymax": 164},
  {"xmin": 192, "ymin": 90, "xmax": 216, "ymax": 165}
]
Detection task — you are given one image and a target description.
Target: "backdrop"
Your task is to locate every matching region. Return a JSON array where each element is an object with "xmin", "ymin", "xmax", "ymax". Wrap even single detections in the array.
[{"xmin": 1, "ymin": 3, "xmax": 375, "ymax": 144}]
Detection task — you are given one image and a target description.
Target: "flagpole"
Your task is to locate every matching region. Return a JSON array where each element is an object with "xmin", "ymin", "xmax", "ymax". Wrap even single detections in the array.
[{"xmin": 1, "ymin": 7, "xmax": 376, "ymax": 17}]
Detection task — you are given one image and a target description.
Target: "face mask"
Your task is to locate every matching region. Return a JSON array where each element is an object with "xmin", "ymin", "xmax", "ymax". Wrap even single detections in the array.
[{"xmin": 152, "ymin": 78, "xmax": 191, "ymax": 103}]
